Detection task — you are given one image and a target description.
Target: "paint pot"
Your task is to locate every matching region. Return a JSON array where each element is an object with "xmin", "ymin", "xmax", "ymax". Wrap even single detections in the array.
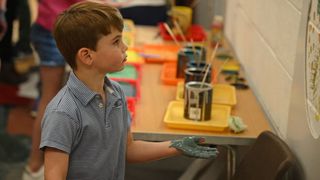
[
  {"xmin": 176, "ymin": 48, "xmax": 202, "ymax": 78},
  {"xmin": 184, "ymin": 44, "xmax": 206, "ymax": 61},
  {"xmin": 184, "ymin": 81, "xmax": 213, "ymax": 121},
  {"xmin": 187, "ymin": 61, "xmax": 208, "ymax": 69},
  {"xmin": 186, "ymin": 61, "xmax": 215, "ymax": 84},
  {"xmin": 184, "ymin": 67, "xmax": 211, "ymax": 85},
  {"xmin": 183, "ymin": 67, "xmax": 211, "ymax": 98}
]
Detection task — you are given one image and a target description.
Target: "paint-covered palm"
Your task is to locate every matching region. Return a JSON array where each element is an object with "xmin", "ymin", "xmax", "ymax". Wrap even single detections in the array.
[{"xmin": 170, "ymin": 136, "xmax": 218, "ymax": 159}]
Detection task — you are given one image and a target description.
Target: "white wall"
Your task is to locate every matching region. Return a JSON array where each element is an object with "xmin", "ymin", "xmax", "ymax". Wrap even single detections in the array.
[
  {"xmin": 224, "ymin": 0, "xmax": 302, "ymax": 137},
  {"xmin": 225, "ymin": 0, "xmax": 320, "ymax": 179},
  {"xmin": 194, "ymin": 0, "xmax": 225, "ymax": 29}
]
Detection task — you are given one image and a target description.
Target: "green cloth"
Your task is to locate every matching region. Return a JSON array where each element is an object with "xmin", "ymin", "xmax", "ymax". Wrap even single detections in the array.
[
  {"xmin": 228, "ymin": 116, "xmax": 247, "ymax": 133},
  {"xmin": 170, "ymin": 136, "xmax": 218, "ymax": 159}
]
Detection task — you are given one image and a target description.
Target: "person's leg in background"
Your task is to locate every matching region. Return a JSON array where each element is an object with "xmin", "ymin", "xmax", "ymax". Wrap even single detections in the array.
[
  {"xmin": 0, "ymin": 0, "xmax": 27, "ymax": 84},
  {"xmin": 22, "ymin": 24, "xmax": 66, "ymax": 180},
  {"xmin": 14, "ymin": 0, "xmax": 32, "ymax": 57},
  {"xmin": 13, "ymin": 0, "xmax": 36, "ymax": 75}
]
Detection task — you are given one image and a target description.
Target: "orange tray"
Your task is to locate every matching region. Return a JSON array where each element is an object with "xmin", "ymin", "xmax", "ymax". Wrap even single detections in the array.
[
  {"xmin": 160, "ymin": 62, "xmax": 218, "ymax": 86},
  {"xmin": 164, "ymin": 101, "xmax": 231, "ymax": 132},
  {"xmin": 160, "ymin": 62, "xmax": 182, "ymax": 85},
  {"xmin": 176, "ymin": 82, "xmax": 237, "ymax": 106},
  {"xmin": 139, "ymin": 44, "xmax": 180, "ymax": 63}
]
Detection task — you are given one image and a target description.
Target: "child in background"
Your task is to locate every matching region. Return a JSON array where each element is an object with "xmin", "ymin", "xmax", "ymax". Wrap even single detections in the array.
[
  {"xmin": 21, "ymin": 0, "xmax": 88, "ymax": 179},
  {"xmin": 41, "ymin": 1, "xmax": 217, "ymax": 179},
  {"xmin": 0, "ymin": 0, "xmax": 28, "ymax": 84}
]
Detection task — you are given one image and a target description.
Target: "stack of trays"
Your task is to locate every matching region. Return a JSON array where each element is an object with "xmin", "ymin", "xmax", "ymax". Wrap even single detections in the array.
[{"xmin": 107, "ymin": 50, "xmax": 144, "ymax": 121}]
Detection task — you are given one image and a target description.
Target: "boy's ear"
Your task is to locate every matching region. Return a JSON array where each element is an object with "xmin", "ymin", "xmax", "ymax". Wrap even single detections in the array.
[{"xmin": 77, "ymin": 48, "xmax": 93, "ymax": 66}]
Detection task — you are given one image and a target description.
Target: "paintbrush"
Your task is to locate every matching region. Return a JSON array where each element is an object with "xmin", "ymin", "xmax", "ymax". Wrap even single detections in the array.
[
  {"xmin": 200, "ymin": 42, "xmax": 219, "ymax": 88},
  {"xmin": 215, "ymin": 58, "xmax": 231, "ymax": 81},
  {"xmin": 173, "ymin": 20, "xmax": 187, "ymax": 43},
  {"xmin": 164, "ymin": 23, "xmax": 180, "ymax": 47},
  {"xmin": 201, "ymin": 42, "xmax": 219, "ymax": 74},
  {"xmin": 189, "ymin": 38, "xmax": 200, "ymax": 68}
]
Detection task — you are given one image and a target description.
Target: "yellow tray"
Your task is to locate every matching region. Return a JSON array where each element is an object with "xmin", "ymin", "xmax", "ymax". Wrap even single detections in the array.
[
  {"xmin": 176, "ymin": 82, "xmax": 237, "ymax": 106},
  {"xmin": 164, "ymin": 101, "xmax": 231, "ymax": 132},
  {"xmin": 126, "ymin": 49, "xmax": 144, "ymax": 64}
]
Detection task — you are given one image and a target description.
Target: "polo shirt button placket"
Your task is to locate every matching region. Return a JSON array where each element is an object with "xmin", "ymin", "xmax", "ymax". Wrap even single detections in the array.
[
  {"xmin": 96, "ymin": 95, "xmax": 104, "ymax": 109},
  {"xmin": 98, "ymin": 102, "xmax": 104, "ymax": 108}
]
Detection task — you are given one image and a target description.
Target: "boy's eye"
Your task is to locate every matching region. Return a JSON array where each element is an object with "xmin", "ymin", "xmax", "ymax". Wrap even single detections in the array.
[{"xmin": 113, "ymin": 39, "xmax": 120, "ymax": 45}]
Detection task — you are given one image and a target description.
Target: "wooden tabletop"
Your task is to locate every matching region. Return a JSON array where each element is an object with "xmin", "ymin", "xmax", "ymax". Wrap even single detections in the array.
[{"xmin": 130, "ymin": 26, "xmax": 271, "ymax": 145}]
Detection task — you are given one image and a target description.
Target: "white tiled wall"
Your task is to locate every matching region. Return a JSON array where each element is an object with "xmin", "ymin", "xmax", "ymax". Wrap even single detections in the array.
[{"xmin": 225, "ymin": 0, "xmax": 304, "ymax": 137}]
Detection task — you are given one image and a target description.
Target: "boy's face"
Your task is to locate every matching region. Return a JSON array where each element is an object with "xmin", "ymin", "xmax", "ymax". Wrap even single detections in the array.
[{"xmin": 91, "ymin": 27, "xmax": 128, "ymax": 74}]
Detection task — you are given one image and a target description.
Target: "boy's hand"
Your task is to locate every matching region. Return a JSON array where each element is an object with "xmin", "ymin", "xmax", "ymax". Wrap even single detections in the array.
[
  {"xmin": 170, "ymin": 136, "xmax": 218, "ymax": 159},
  {"xmin": 0, "ymin": 9, "xmax": 7, "ymax": 40}
]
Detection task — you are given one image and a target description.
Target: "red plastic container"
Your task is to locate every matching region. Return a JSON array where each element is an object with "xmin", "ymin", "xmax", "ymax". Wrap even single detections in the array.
[
  {"xmin": 126, "ymin": 98, "xmax": 135, "ymax": 122},
  {"xmin": 158, "ymin": 23, "xmax": 207, "ymax": 42}
]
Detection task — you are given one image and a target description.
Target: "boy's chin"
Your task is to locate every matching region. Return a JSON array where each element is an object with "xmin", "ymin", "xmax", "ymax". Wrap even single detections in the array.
[{"xmin": 109, "ymin": 66, "xmax": 124, "ymax": 73}]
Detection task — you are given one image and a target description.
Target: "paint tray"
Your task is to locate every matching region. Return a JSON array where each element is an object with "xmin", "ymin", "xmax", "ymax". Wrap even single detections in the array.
[
  {"xmin": 164, "ymin": 101, "xmax": 230, "ymax": 132},
  {"xmin": 158, "ymin": 23, "xmax": 207, "ymax": 42},
  {"xmin": 108, "ymin": 64, "xmax": 141, "ymax": 81},
  {"xmin": 221, "ymin": 61, "xmax": 240, "ymax": 74},
  {"xmin": 176, "ymin": 82, "xmax": 237, "ymax": 106},
  {"xmin": 160, "ymin": 62, "xmax": 182, "ymax": 86},
  {"xmin": 139, "ymin": 44, "xmax": 180, "ymax": 63},
  {"xmin": 126, "ymin": 98, "xmax": 136, "ymax": 121},
  {"xmin": 117, "ymin": 80, "xmax": 141, "ymax": 102},
  {"xmin": 126, "ymin": 49, "xmax": 145, "ymax": 65}
]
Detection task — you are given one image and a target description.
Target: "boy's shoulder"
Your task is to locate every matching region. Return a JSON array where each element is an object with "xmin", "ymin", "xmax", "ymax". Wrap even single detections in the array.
[{"xmin": 46, "ymin": 86, "xmax": 79, "ymax": 115}]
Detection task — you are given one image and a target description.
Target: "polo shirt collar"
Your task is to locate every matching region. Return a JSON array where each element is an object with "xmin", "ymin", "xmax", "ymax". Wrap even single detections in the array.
[{"xmin": 67, "ymin": 72, "xmax": 120, "ymax": 106}]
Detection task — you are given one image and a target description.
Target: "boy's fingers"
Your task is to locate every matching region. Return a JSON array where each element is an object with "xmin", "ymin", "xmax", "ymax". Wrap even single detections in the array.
[
  {"xmin": 196, "ymin": 145, "xmax": 218, "ymax": 151},
  {"xmin": 190, "ymin": 136, "xmax": 205, "ymax": 144}
]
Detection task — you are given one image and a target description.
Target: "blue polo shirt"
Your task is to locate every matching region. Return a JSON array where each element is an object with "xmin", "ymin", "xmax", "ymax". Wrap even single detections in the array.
[{"xmin": 40, "ymin": 72, "xmax": 130, "ymax": 180}]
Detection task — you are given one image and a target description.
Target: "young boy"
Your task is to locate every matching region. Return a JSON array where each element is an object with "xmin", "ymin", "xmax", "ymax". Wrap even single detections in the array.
[{"xmin": 40, "ymin": 1, "xmax": 217, "ymax": 179}]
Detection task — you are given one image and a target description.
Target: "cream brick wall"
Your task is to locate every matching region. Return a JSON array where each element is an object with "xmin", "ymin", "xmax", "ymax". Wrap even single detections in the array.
[{"xmin": 225, "ymin": 0, "xmax": 304, "ymax": 137}]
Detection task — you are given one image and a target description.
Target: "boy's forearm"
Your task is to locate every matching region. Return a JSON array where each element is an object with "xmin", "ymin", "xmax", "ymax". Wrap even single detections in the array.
[
  {"xmin": 126, "ymin": 140, "xmax": 181, "ymax": 163},
  {"xmin": 44, "ymin": 148, "xmax": 69, "ymax": 180}
]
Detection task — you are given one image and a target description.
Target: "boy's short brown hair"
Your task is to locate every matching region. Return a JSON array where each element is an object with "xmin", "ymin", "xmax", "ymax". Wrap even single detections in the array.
[{"xmin": 53, "ymin": 1, "xmax": 124, "ymax": 69}]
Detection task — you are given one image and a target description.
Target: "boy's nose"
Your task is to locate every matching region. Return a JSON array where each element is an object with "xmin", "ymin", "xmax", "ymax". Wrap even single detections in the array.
[{"xmin": 123, "ymin": 43, "xmax": 128, "ymax": 52}]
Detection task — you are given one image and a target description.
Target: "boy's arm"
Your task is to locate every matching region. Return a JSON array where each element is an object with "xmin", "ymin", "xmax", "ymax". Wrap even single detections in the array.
[
  {"xmin": 126, "ymin": 128, "xmax": 180, "ymax": 163},
  {"xmin": 44, "ymin": 147, "xmax": 69, "ymax": 180},
  {"xmin": 126, "ymin": 129, "xmax": 219, "ymax": 163}
]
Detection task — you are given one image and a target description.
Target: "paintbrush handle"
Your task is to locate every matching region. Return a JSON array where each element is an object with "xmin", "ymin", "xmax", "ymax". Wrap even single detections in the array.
[{"xmin": 164, "ymin": 23, "xmax": 180, "ymax": 47}]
